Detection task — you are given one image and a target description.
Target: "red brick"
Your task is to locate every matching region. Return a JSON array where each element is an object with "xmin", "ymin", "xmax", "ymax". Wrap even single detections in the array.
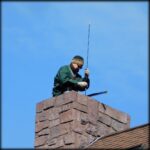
[
  {"xmin": 49, "ymin": 125, "xmax": 60, "ymax": 139},
  {"xmin": 48, "ymin": 107, "xmax": 60, "ymax": 121},
  {"xmin": 55, "ymin": 94, "xmax": 64, "ymax": 107},
  {"xmin": 75, "ymin": 133, "xmax": 88, "ymax": 148},
  {"xmin": 35, "ymin": 120, "xmax": 49, "ymax": 133},
  {"xmin": 105, "ymin": 104, "xmax": 130, "ymax": 124},
  {"xmin": 63, "ymin": 90, "xmax": 77, "ymax": 102},
  {"xmin": 77, "ymin": 93, "xmax": 88, "ymax": 106},
  {"xmin": 59, "ymin": 103, "xmax": 72, "ymax": 113},
  {"xmin": 71, "ymin": 121, "xmax": 87, "ymax": 134},
  {"xmin": 47, "ymin": 137, "xmax": 57, "ymax": 146},
  {"xmin": 96, "ymin": 123, "xmax": 115, "ymax": 137},
  {"xmin": 98, "ymin": 112, "xmax": 112, "ymax": 126},
  {"xmin": 35, "ymin": 144, "xmax": 49, "ymax": 149},
  {"xmin": 47, "ymin": 144, "xmax": 57, "ymax": 149},
  {"xmin": 72, "ymin": 109, "xmax": 81, "ymax": 122},
  {"xmin": 60, "ymin": 109, "xmax": 81, "ymax": 123},
  {"xmin": 60, "ymin": 122, "xmax": 71, "ymax": 135},
  {"xmin": 49, "ymin": 119, "xmax": 60, "ymax": 128},
  {"xmin": 86, "ymin": 123, "xmax": 97, "ymax": 136},
  {"xmin": 99, "ymin": 103, "xmax": 105, "ymax": 113},
  {"xmin": 35, "ymin": 135, "xmax": 48, "ymax": 147},
  {"xmin": 83, "ymin": 132, "xmax": 96, "ymax": 144},
  {"xmin": 111, "ymin": 119, "xmax": 128, "ymax": 131},
  {"xmin": 64, "ymin": 132, "xmax": 75, "ymax": 145},
  {"xmin": 36, "ymin": 108, "xmax": 58, "ymax": 122},
  {"xmin": 72, "ymin": 101, "xmax": 88, "ymax": 113},
  {"xmin": 38, "ymin": 128, "xmax": 49, "ymax": 136},
  {"xmin": 60, "ymin": 109, "xmax": 73, "ymax": 123},
  {"xmin": 80, "ymin": 112, "xmax": 89, "ymax": 125},
  {"xmin": 36, "ymin": 101, "xmax": 44, "ymax": 113},
  {"xmin": 55, "ymin": 91, "xmax": 76, "ymax": 107},
  {"xmin": 65, "ymin": 144, "xmax": 76, "ymax": 149},
  {"xmin": 43, "ymin": 98, "xmax": 55, "ymax": 110},
  {"xmin": 55, "ymin": 136, "xmax": 64, "ymax": 148},
  {"xmin": 36, "ymin": 111, "xmax": 48, "ymax": 122},
  {"xmin": 49, "ymin": 123, "xmax": 70, "ymax": 139},
  {"xmin": 87, "ymin": 98, "xmax": 99, "ymax": 125}
]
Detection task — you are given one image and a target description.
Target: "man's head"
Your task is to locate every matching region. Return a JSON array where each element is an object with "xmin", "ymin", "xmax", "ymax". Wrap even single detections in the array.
[{"xmin": 71, "ymin": 55, "xmax": 84, "ymax": 72}]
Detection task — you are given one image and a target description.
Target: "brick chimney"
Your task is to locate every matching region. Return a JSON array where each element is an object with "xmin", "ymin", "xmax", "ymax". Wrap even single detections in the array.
[{"xmin": 34, "ymin": 91, "xmax": 130, "ymax": 149}]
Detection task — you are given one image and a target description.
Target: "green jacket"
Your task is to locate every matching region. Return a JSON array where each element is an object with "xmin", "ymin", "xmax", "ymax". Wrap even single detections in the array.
[{"xmin": 52, "ymin": 65, "xmax": 90, "ymax": 96}]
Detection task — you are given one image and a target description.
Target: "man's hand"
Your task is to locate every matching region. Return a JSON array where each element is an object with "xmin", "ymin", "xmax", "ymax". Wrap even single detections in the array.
[
  {"xmin": 77, "ymin": 81, "xmax": 88, "ymax": 87},
  {"xmin": 85, "ymin": 68, "xmax": 90, "ymax": 77}
]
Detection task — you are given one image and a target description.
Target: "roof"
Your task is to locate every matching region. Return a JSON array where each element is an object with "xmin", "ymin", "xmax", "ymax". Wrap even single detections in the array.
[{"xmin": 86, "ymin": 123, "xmax": 150, "ymax": 149}]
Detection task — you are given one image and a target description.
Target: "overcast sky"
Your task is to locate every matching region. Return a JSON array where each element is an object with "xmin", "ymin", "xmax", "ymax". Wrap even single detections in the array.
[{"xmin": 2, "ymin": 1, "xmax": 148, "ymax": 148}]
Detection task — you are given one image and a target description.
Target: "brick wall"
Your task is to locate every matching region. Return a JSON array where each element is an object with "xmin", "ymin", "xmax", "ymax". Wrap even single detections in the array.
[
  {"xmin": 88, "ymin": 124, "xmax": 149, "ymax": 149},
  {"xmin": 34, "ymin": 91, "xmax": 130, "ymax": 149}
]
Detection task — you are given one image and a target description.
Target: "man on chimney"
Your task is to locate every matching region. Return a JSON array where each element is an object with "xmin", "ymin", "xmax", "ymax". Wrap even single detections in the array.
[{"xmin": 52, "ymin": 55, "xmax": 90, "ymax": 97}]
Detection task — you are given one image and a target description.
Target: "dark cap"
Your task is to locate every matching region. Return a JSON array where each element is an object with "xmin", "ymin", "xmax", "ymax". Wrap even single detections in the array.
[
  {"xmin": 72, "ymin": 55, "xmax": 84, "ymax": 61},
  {"xmin": 71, "ymin": 55, "xmax": 84, "ymax": 67}
]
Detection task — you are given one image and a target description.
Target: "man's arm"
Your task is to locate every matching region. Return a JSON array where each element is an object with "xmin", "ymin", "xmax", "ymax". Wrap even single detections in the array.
[
  {"xmin": 57, "ymin": 66, "xmax": 89, "ymax": 91},
  {"xmin": 58, "ymin": 67, "xmax": 78, "ymax": 87},
  {"xmin": 83, "ymin": 68, "xmax": 90, "ymax": 89}
]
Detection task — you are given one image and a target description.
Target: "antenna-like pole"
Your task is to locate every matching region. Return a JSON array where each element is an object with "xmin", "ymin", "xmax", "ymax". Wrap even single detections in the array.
[
  {"xmin": 85, "ymin": 24, "xmax": 91, "ymax": 96},
  {"xmin": 86, "ymin": 24, "xmax": 91, "ymax": 69}
]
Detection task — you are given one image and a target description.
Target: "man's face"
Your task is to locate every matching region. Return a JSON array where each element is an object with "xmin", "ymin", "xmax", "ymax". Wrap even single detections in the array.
[{"xmin": 71, "ymin": 63, "xmax": 82, "ymax": 73}]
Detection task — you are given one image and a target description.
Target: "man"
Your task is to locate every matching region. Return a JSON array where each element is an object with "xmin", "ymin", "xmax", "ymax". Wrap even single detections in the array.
[{"xmin": 52, "ymin": 55, "xmax": 90, "ymax": 97}]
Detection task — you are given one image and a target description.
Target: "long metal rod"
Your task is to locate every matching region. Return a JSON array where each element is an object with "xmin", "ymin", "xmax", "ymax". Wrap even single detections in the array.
[
  {"xmin": 87, "ymin": 91, "xmax": 108, "ymax": 97},
  {"xmin": 86, "ymin": 24, "xmax": 91, "ymax": 68},
  {"xmin": 85, "ymin": 24, "xmax": 91, "ymax": 96}
]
